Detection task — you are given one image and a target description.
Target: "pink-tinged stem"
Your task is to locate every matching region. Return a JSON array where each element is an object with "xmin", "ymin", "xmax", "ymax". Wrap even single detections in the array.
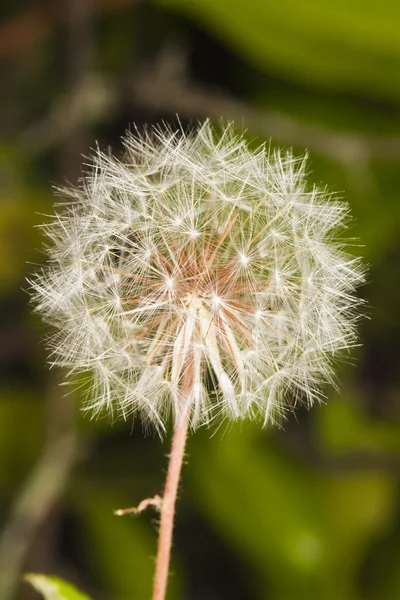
[{"xmin": 152, "ymin": 411, "xmax": 189, "ymax": 600}]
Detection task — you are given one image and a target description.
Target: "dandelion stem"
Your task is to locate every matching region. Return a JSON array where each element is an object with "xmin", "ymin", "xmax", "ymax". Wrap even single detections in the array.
[{"xmin": 152, "ymin": 407, "xmax": 189, "ymax": 600}]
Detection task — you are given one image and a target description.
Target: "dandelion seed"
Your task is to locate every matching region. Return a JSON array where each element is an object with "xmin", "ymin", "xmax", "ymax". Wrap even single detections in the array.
[{"xmin": 29, "ymin": 120, "xmax": 364, "ymax": 433}]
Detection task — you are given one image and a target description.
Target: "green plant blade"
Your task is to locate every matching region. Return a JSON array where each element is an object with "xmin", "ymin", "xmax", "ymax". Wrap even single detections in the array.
[{"xmin": 24, "ymin": 574, "xmax": 91, "ymax": 600}]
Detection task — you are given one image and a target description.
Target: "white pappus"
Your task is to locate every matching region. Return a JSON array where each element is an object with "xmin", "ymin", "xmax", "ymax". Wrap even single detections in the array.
[{"xmin": 29, "ymin": 121, "xmax": 365, "ymax": 434}]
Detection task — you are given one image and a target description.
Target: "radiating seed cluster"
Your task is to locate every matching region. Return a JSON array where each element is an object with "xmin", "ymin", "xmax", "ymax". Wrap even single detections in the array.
[{"xmin": 30, "ymin": 121, "xmax": 364, "ymax": 433}]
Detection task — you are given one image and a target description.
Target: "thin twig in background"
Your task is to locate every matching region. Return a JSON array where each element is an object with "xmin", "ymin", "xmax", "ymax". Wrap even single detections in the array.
[
  {"xmin": 0, "ymin": 432, "xmax": 80, "ymax": 600},
  {"xmin": 0, "ymin": 4, "xmax": 94, "ymax": 595},
  {"xmin": 62, "ymin": 0, "xmax": 95, "ymax": 181},
  {"xmin": 0, "ymin": 0, "xmax": 143, "ymax": 61},
  {"xmin": 19, "ymin": 46, "xmax": 400, "ymax": 165},
  {"xmin": 132, "ymin": 47, "xmax": 400, "ymax": 164}
]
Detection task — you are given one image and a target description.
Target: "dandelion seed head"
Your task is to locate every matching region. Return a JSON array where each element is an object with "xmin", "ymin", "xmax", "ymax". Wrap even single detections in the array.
[{"xmin": 29, "ymin": 121, "xmax": 365, "ymax": 434}]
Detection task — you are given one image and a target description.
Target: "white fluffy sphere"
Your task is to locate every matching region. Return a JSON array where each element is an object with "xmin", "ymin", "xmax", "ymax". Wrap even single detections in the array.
[{"xmin": 30, "ymin": 121, "xmax": 364, "ymax": 433}]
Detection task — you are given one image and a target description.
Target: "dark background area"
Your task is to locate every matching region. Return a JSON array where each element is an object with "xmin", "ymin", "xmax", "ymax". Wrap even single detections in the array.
[{"xmin": 1, "ymin": 1, "xmax": 400, "ymax": 599}]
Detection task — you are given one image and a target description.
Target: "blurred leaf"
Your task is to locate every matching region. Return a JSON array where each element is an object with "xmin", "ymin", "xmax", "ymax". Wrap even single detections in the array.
[
  {"xmin": 155, "ymin": 0, "xmax": 400, "ymax": 101},
  {"xmin": 361, "ymin": 516, "xmax": 400, "ymax": 600},
  {"xmin": 316, "ymin": 392, "xmax": 400, "ymax": 453},
  {"xmin": 0, "ymin": 391, "xmax": 45, "ymax": 489},
  {"xmin": 0, "ymin": 146, "xmax": 53, "ymax": 291},
  {"xmin": 24, "ymin": 574, "xmax": 91, "ymax": 600},
  {"xmin": 315, "ymin": 391, "xmax": 399, "ymax": 594},
  {"xmin": 0, "ymin": 194, "xmax": 34, "ymax": 290},
  {"xmin": 310, "ymin": 158, "xmax": 400, "ymax": 262},
  {"xmin": 323, "ymin": 472, "xmax": 397, "ymax": 587},
  {"xmin": 189, "ymin": 419, "xmax": 398, "ymax": 600},
  {"xmin": 188, "ymin": 422, "xmax": 337, "ymax": 599}
]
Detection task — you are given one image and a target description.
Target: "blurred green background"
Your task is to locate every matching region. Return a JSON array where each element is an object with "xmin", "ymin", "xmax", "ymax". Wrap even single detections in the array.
[{"xmin": 1, "ymin": 1, "xmax": 400, "ymax": 599}]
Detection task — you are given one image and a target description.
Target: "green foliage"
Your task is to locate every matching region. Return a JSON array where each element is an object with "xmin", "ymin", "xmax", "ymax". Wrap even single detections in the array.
[
  {"xmin": 317, "ymin": 392, "xmax": 400, "ymax": 453},
  {"xmin": 1, "ymin": 1, "xmax": 400, "ymax": 599},
  {"xmin": 189, "ymin": 423, "xmax": 333, "ymax": 599},
  {"xmin": 24, "ymin": 574, "xmax": 91, "ymax": 600},
  {"xmin": 0, "ymin": 391, "xmax": 45, "ymax": 489},
  {"xmin": 155, "ymin": 0, "xmax": 400, "ymax": 101},
  {"xmin": 0, "ymin": 147, "xmax": 53, "ymax": 291},
  {"xmin": 189, "ymin": 419, "xmax": 399, "ymax": 600},
  {"xmin": 154, "ymin": 0, "xmax": 400, "ymax": 262}
]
